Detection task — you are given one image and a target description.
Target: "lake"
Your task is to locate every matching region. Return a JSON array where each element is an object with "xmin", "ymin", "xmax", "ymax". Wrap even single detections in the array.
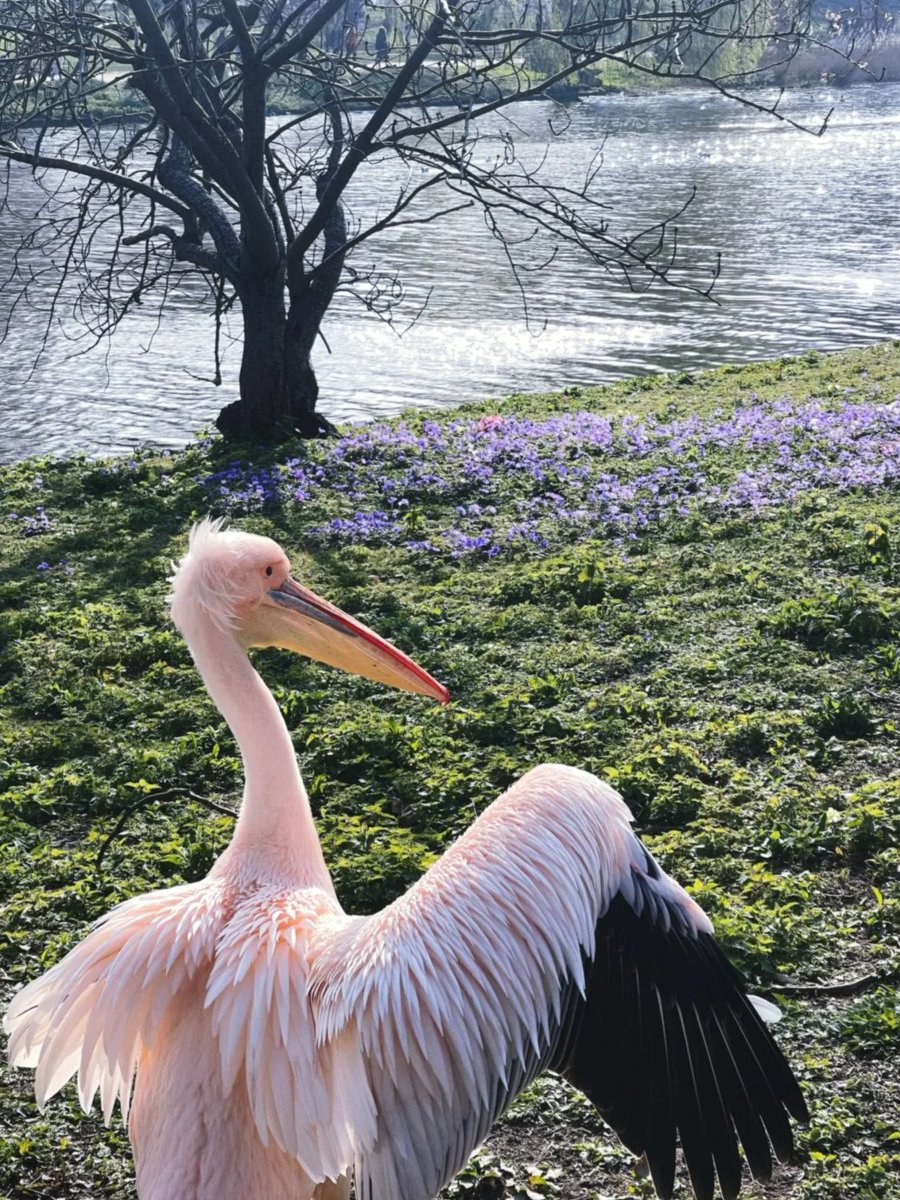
[{"xmin": 1, "ymin": 82, "xmax": 898, "ymax": 463}]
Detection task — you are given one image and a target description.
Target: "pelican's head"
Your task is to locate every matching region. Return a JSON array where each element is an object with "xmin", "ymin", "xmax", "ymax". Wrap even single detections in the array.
[{"xmin": 169, "ymin": 518, "xmax": 448, "ymax": 703}]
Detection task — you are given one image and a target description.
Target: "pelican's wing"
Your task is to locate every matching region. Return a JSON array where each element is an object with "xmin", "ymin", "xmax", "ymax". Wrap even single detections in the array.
[
  {"xmin": 4, "ymin": 879, "xmax": 225, "ymax": 1123},
  {"xmin": 311, "ymin": 764, "xmax": 808, "ymax": 1200}
]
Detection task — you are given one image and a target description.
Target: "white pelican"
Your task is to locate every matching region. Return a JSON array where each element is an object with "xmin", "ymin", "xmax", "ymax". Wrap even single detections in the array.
[{"xmin": 5, "ymin": 519, "xmax": 808, "ymax": 1200}]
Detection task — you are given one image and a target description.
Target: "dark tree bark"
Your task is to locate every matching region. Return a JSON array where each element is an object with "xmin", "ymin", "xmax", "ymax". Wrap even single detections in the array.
[
  {"xmin": 227, "ymin": 270, "xmax": 290, "ymax": 438},
  {"xmin": 218, "ymin": 185, "xmax": 347, "ymax": 440},
  {"xmin": 217, "ymin": 278, "xmax": 335, "ymax": 440}
]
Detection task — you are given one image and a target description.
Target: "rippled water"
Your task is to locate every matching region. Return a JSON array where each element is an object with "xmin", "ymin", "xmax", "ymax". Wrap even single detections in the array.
[{"xmin": 1, "ymin": 83, "xmax": 899, "ymax": 462}]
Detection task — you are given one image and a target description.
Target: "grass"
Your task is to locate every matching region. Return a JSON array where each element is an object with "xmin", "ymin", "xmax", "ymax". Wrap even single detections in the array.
[{"xmin": 1, "ymin": 343, "xmax": 899, "ymax": 1199}]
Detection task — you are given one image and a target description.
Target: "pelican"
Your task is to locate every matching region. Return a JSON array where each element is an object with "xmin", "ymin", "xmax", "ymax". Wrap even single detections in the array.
[{"xmin": 5, "ymin": 519, "xmax": 808, "ymax": 1200}]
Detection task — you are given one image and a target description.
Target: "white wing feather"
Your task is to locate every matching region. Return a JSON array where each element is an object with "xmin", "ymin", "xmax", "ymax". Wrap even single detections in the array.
[
  {"xmin": 4, "ymin": 880, "xmax": 226, "ymax": 1122},
  {"xmin": 205, "ymin": 887, "xmax": 376, "ymax": 1182}
]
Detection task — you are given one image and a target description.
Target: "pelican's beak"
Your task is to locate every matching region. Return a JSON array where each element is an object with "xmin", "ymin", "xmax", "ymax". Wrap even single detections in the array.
[{"xmin": 251, "ymin": 576, "xmax": 449, "ymax": 703}]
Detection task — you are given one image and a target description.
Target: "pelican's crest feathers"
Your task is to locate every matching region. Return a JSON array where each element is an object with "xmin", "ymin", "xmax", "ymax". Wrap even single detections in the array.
[{"xmin": 168, "ymin": 517, "xmax": 249, "ymax": 633}]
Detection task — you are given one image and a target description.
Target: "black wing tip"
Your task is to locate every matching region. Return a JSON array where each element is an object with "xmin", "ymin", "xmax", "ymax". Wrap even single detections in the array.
[
  {"xmin": 785, "ymin": 1076, "xmax": 812, "ymax": 1126},
  {"xmin": 566, "ymin": 885, "xmax": 811, "ymax": 1200}
]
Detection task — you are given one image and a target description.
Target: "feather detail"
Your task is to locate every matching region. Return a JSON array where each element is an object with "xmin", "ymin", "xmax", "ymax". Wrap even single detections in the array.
[
  {"xmin": 748, "ymin": 995, "xmax": 783, "ymax": 1025},
  {"xmin": 205, "ymin": 887, "xmax": 375, "ymax": 1182},
  {"xmin": 4, "ymin": 880, "xmax": 226, "ymax": 1121},
  {"xmin": 309, "ymin": 763, "xmax": 801, "ymax": 1200}
]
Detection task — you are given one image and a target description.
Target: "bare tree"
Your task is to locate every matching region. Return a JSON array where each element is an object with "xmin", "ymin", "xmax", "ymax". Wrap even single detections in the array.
[{"xmin": 0, "ymin": 0, "xmax": 839, "ymax": 439}]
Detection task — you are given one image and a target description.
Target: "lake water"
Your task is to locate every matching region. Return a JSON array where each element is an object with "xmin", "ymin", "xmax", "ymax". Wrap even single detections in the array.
[{"xmin": 1, "ymin": 82, "xmax": 899, "ymax": 463}]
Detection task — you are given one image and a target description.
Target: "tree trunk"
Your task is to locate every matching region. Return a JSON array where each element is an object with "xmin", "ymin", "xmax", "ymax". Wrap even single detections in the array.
[
  {"xmin": 283, "ymin": 290, "xmax": 335, "ymax": 438},
  {"xmin": 216, "ymin": 188, "xmax": 347, "ymax": 442},
  {"xmin": 215, "ymin": 273, "xmax": 335, "ymax": 440}
]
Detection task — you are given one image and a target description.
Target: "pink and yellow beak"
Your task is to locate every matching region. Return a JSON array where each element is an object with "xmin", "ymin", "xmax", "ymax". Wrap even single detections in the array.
[{"xmin": 250, "ymin": 576, "xmax": 449, "ymax": 704}]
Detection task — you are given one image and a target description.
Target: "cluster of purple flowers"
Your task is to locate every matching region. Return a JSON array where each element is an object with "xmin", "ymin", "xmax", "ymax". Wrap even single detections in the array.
[
  {"xmin": 204, "ymin": 463, "xmax": 287, "ymax": 512},
  {"xmin": 7, "ymin": 506, "xmax": 52, "ymax": 535},
  {"xmin": 202, "ymin": 396, "xmax": 900, "ymax": 559},
  {"xmin": 35, "ymin": 558, "xmax": 74, "ymax": 575},
  {"xmin": 95, "ymin": 458, "xmax": 142, "ymax": 478}
]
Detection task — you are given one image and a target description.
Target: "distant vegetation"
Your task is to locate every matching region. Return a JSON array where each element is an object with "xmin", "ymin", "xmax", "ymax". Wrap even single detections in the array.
[{"xmin": 2, "ymin": 342, "xmax": 899, "ymax": 1198}]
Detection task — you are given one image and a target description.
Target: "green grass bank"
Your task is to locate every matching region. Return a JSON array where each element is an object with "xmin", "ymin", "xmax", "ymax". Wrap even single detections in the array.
[{"xmin": 1, "ymin": 343, "xmax": 899, "ymax": 1199}]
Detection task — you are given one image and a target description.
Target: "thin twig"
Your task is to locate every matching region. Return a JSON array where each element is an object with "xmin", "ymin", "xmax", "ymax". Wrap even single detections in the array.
[
  {"xmin": 773, "ymin": 974, "xmax": 881, "ymax": 998},
  {"xmin": 95, "ymin": 787, "xmax": 237, "ymax": 875}
]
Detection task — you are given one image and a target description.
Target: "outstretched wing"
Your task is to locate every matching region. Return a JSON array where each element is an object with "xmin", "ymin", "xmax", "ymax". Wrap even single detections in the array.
[
  {"xmin": 310, "ymin": 764, "xmax": 807, "ymax": 1200},
  {"xmin": 4, "ymin": 879, "xmax": 226, "ymax": 1122},
  {"xmin": 556, "ymin": 879, "xmax": 804, "ymax": 1199}
]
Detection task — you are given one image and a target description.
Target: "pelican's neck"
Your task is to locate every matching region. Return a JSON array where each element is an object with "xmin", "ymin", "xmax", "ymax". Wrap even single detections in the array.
[{"xmin": 184, "ymin": 617, "xmax": 332, "ymax": 889}]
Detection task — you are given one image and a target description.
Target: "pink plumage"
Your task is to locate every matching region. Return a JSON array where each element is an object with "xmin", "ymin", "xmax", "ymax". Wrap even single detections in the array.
[{"xmin": 4, "ymin": 521, "xmax": 807, "ymax": 1200}]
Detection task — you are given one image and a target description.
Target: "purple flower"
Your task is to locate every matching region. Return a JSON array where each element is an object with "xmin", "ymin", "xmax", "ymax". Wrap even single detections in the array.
[
  {"xmin": 198, "ymin": 394, "xmax": 900, "ymax": 561},
  {"xmin": 9, "ymin": 506, "xmax": 53, "ymax": 535}
]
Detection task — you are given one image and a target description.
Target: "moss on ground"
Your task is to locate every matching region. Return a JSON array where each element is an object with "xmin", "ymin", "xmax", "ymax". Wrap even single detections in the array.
[{"xmin": 1, "ymin": 343, "xmax": 899, "ymax": 1199}]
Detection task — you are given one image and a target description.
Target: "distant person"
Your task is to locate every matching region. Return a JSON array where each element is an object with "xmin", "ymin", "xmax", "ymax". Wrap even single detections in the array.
[
  {"xmin": 374, "ymin": 25, "xmax": 389, "ymax": 66},
  {"xmin": 344, "ymin": 22, "xmax": 359, "ymax": 59}
]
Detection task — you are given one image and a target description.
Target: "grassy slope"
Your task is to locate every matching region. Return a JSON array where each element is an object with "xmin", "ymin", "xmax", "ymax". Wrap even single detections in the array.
[{"xmin": 1, "ymin": 344, "xmax": 899, "ymax": 1199}]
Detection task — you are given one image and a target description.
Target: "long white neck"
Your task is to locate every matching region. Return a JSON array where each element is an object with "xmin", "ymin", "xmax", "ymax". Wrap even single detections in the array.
[{"xmin": 184, "ymin": 617, "xmax": 333, "ymax": 891}]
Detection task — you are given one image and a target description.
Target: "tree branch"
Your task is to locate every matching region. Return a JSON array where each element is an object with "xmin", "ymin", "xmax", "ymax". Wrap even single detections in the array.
[
  {"xmin": 291, "ymin": 4, "xmax": 451, "ymax": 263},
  {"xmin": 263, "ymin": 0, "xmax": 348, "ymax": 72},
  {"xmin": 122, "ymin": 222, "xmax": 227, "ymax": 276},
  {"xmin": 0, "ymin": 143, "xmax": 191, "ymax": 221},
  {"xmin": 774, "ymin": 974, "xmax": 882, "ymax": 999},
  {"xmin": 95, "ymin": 787, "xmax": 237, "ymax": 876},
  {"xmin": 220, "ymin": 0, "xmax": 257, "ymax": 65}
]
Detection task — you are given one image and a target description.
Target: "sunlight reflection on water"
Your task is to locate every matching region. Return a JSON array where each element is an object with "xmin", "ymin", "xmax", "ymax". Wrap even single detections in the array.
[{"xmin": 1, "ymin": 82, "xmax": 899, "ymax": 462}]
